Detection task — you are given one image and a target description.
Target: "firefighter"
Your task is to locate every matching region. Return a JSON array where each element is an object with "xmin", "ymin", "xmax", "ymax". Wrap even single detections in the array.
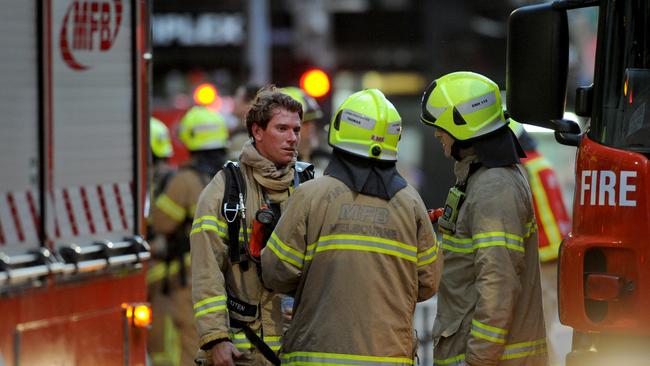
[
  {"xmin": 420, "ymin": 72, "xmax": 547, "ymax": 366},
  {"xmin": 191, "ymin": 86, "xmax": 313, "ymax": 366},
  {"xmin": 260, "ymin": 89, "xmax": 442, "ymax": 364},
  {"xmin": 279, "ymin": 86, "xmax": 323, "ymax": 162},
  {"xmin": 150, "ymin": 117, "xmax": 175, "ymax": 196},
  {"xmin": 510, "ymin": 120, "xmax": 572, "ymax": 365},
  {"xmin": 150, "ymin": 106, "xmax": 229, "ymax": 366}
]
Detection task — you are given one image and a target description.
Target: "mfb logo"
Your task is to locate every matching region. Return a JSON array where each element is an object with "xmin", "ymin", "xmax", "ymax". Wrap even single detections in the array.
[{"xmin": 59, "ymin": 0, "xmax": 123, "ymax": 71}]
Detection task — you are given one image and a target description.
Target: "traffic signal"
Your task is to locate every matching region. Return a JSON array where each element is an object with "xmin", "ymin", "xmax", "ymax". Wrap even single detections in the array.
[{"xmin": 300, "ymin": 68, "xmax": 330, "ymax": 98}]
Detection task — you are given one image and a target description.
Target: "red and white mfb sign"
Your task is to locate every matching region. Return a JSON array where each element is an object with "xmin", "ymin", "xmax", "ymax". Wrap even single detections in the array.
[
  {"xmin": 49, "ymin": 0, "xmax": 135, "ymax": 247},
  {"xmin": 58, "ymin": 0, "xmax": 123, "ymax": 71}
]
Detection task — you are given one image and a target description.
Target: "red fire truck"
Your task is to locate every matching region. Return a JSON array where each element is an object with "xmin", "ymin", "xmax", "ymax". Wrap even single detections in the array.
[
  {"xmin": 507, "ymin": 0, "xmax": 650, "ymax": 364},
  {"xmin": 0, "ymin": 0, "xmax": 151, "ymax": 364}
]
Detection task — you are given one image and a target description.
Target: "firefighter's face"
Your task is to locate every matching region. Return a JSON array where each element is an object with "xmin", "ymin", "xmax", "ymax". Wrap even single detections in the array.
[
  {"xmin": 252, "ymin": 108, "xmax": 301, "ymax": 167},
  {"xmin": 434, "ymin": 128, "xmax": 454, "ymax": 158}
]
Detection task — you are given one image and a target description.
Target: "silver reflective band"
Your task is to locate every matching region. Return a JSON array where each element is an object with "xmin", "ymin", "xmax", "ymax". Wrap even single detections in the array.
[
  {"xmin": 426, "ymin": 104, "xmax": 447, "ymax": 119},
  {"xmin": 473, "ymin": 115, "xmax": 506, "ymax": 136},
  {"xmin": 387, "ymin": 122, "xmax": 402, "ymax": 135},
  {"xmin": 456, "ymin": 91, "xmax": 497, "ymax": 115},
  {"xmin": 341, "ymin": 109, "xmax": 376, "ymax": 131},
  {"xmin": 193, "ymin": 298, "xmax": 226, "ymax": 314},
  {"xmin": 283, "ymin": 353, "xmax": 414, "ymax": 366}
]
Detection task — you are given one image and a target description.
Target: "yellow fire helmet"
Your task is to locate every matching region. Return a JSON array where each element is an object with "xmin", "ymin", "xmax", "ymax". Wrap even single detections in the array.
[
  {"xmin": 329, "ymin": 88, "xmax": 402, "ymax": 161},
  {"xmin": 150, "ymin": 117, "xmax": 173, "ymax": 158},
  {"xmin": 178, "ymin": 106, "xmax": 229, "ymax": 151},
  {"xmin": 508, "ymin": 118, "xmax": 525, "ymax": 138},
  {"xmin": 420, "ymin": 71, "xmax": 507, "ymax": 141},
  {"xmin": 280, "ymin": 86, "xmax": 323, "ymax": 122}
]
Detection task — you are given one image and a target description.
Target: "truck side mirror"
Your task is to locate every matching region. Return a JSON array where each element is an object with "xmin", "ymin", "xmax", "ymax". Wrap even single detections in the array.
[{"xmin": 506, "ymin": 3, "xmax": 569, "ymax": 126}]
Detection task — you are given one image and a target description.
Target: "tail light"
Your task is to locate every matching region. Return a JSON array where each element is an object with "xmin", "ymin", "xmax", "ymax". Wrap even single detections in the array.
[{"xmin": 123, "ymin": 303, "xmax": 152, "ymax": 328}]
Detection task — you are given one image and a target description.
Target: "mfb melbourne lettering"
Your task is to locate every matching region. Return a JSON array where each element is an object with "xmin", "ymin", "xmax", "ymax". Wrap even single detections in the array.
[
  {"xmin": 60, "ymin": 0, "xmax": 123, "ymax": 70},
  {"xmin": 580, "ymin": 170, "xmax": 638, "ymax": 207}
]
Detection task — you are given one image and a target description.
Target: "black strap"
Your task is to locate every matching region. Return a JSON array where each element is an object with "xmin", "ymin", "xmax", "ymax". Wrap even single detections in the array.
[
  {"xmin": 229, "ymin": 318, "xmax": 281, "ymax": 366},
  {"xmin": 226, "ymin": 294, "xmax": 258, "ymax": 318},
  {"xmin": 222, "ymin": 162, "xmax": 247, "ymax": 265}
]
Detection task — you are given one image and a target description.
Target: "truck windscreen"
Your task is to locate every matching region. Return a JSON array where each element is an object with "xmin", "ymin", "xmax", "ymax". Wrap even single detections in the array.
[{"xmin": 592, "ymin": 0, "xmax": 650, "ymax": 153}]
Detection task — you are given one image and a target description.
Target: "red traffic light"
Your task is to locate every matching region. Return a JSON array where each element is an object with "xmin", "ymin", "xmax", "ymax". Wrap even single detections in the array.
[{"xmin": 300, "ymin": 69, "xmax": 330, "ymax": 98}]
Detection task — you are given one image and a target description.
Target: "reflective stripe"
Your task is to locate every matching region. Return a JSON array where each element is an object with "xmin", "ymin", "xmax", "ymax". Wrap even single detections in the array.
[
  {"xmin": 267, "ymin": 232, "xmax": 305, "ymax": 269},
  {"xmin": 472, "ymin": 232, "xmax": 525, "ymax": 253},
  {"xmin": 433, "ymin": 354, "xmax": 465, "ymax": 366},
  {"xmin": 282, "ymin": 351, "xmax": 414, "ymax": 365},
  {"xmin": 156, "ymin": 194, "xmax": 186, "ymax": 222},
  {"xmin": 426, "ymin": 104, "xmax": 447, "ymax": 119},
  {"xmin": 190, "ymin": 215, "xmax": 252, "ymax": 240},
  {"xmin": 264, "ymin": 335, "xmax": 281, "ymax": 352},
  {"xmin": 434, "ymin": 339, "xmax": 546, "ymax": 365},
  {"xmin": 147, "ymin": 253, "xmax": 191, "ymax": 284},
  {"xmin": 306, "ymin": 234, "xmax": 417, "ymax": 263},
  {"xmin": 231, "ymin": 332, "xmax": 252, "ymax": 350},
  {"xmin": 471, "ymin": 319, "xmax": 508, "ymax": 344},
  {"xmin": 525, "ymin": 156, "xmax": 563, "ymax": 259},
  {"xmin": 417, "ymin": 245, "xmax": 439, "ymax": 267},
  {"xmin": 501, "ymin": 339, "xmax": 547, "ymax": 360},
  {"xmin": 191, "ymin": 215, "xmax": 227, "ymax": 237},
  {"xmin": 229, "ymin": 332, "xmax": 282, "ymax": 352},
  {"xmin": 442, "ymin": 223, "xmax": 536, "ymax": 254},
  {"xmin": 193, "ymin": 295, "xmax": 227, "ymax": 318}
]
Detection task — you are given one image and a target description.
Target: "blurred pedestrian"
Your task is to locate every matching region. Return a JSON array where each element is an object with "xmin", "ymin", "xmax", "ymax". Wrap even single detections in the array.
[
  {"xmin": 510, "ymin": 120, "xmax": 573, "ymax": 366},
  {"xmin": 150, "ymin": 107, "xmax": 229, "ymax": 366},
  {"xmin": 191, "ymin": 86, "xmax": 313, "ymax": 366},
  {"xmin": 228, "ymin": 84, "xmax": 261, "ymax": 161},
  {"xmin": 420, "ymin": 71, "xmax": 547, "ymax": 366},
  {"xmin": 261, "ymin": 89, "xmax": 442, "ymax": 365}
]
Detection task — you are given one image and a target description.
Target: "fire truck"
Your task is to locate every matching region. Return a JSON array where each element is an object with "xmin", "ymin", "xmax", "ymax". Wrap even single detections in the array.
[
  {"xmin": 0, "ymin": 0, "xmax": 151, "ymax": 364},
  {"xmin": 507, "ymin": 0, "xmax": 649, "ymax": 364}
]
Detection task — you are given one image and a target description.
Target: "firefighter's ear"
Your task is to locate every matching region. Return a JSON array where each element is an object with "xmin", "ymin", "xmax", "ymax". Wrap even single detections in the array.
[{"xmin": 251, "ymin": 122, "xmax": 264, "ymax": 143}]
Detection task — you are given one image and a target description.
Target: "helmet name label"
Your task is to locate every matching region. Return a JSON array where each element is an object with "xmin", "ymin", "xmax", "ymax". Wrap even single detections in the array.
[
  {"xmin": 456, "ymin": 91, "xmax": 497, "ymax": 115},
  {"xmin": 579, "ymin": 170, "xmax": 637, "ymax": 207},
  {"xmin": 387, "ymin": 122, "xmax": 402, "ymax": 135},
  {"xmin": 341, "ymin": 109, "xmax": 376, "ymax": 131}
]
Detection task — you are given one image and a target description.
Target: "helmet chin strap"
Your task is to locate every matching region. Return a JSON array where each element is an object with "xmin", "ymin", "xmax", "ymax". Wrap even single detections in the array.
[{"xmin": 451, "ymin": 139, "xmax": 473, "ymax": 161}]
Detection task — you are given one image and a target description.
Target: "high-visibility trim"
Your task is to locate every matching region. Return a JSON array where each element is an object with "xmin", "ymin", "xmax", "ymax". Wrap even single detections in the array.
[
  {"xmin": 230, "ymin": 332, "xmax": 252, "ymax": 350},
  {"xmin": 433, "ymin": 354, "xmax": 465, "ymax": 365},
  {"xmin": 471, "ymin": 319, "xmax": 508, "ymax": 344},
  {"xmin": 264, "ymin": 335, "xmax": 282, "ymax": 352},
  {"xmin": 501, "ymin": 339, "xmax": 547, "ymax": 360},
  {"xmin": 434, "ymin": 339, "xmax": 546, "ymax": 365},
  {"xmin": 193, "ymin": 295, "xmax": 227, "ymax": 318},
  {"xmin": 156, "ymin": 194, "xmax": 186, "ymax": 222},
  {"xmin": 282, "ymin": 351, "xmax": 414, "ymax": 365},
  {"xmin": 267, "ymin": 232, "xmax": 305, "ymax": 268},
  {"xmin": 442, "ymin": 222, "xmax": 536, "ymax": 254},
  {"xmin": 228, "ymin": 332, "xmax": 281, "ymax": 352},
  {"xmin": 417, "ymin": 245, "xmax": 439, "ymax": 267},
  {"xmin": 190, "ymin": 215, "xmax": 252, "ymax": 240},
  {"xmin": 526, "ymin": 157, "xmax": 563, "ymax": 259},
  {"xmin": 191, "ymin": 215, "xmax": 227, "ymax": 237},
  {"xmin": 305, "ymin": 234, "xmax": 417, "ymax": 263},
  {"xmin": 147, "ymin": 253, "xmax": 191, "ymax": 284}
]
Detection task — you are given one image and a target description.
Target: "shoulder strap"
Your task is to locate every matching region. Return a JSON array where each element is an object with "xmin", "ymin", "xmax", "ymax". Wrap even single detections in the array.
[{"xmin": 222, "ymin": 161, "xmax": 247, "ymax": 265}]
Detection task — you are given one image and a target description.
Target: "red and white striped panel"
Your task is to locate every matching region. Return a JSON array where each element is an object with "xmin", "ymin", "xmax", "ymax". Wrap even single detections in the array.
[
  {"xmin": 0, "ymin": 189, "xmax": 40, "ymax": 248},
  {"xmin": 51, "ymin": 182, "xmax": 135, "ymax": 244}
]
